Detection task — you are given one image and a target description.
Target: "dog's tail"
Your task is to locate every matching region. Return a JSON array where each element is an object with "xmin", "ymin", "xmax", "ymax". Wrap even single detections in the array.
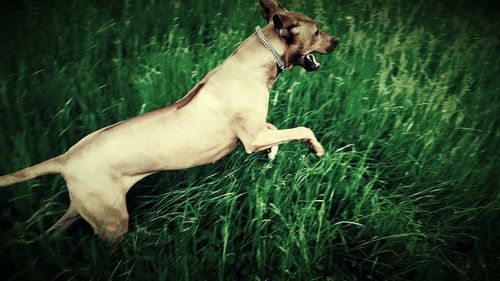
[{"xmin": 0, "ymin": 156, "xmax": 64, "ymax": 187}]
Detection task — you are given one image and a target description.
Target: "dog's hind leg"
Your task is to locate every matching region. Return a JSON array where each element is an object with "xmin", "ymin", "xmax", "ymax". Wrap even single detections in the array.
[
  {"xmin": 46, "ymin": 204, "xmax": 80, "ymax": 238},
  {"xmin": 68, "ymin": 179, "xmax": 130, "ymax": 243},
  {"xmin": 85, "ymin": 195, "xmax": 129, "ymax": 244}
]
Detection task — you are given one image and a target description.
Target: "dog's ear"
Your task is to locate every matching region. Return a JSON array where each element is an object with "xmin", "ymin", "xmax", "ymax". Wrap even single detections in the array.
[
  {"xmin": 272, "ymin": 13, "xmax": 298, "ymax": 38},
  {"xmin": 259, "ymin": 0, "xmax": 287, "ymax": 22}
]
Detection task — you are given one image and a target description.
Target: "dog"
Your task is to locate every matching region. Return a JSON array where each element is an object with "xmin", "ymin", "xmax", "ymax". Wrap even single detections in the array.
[{"xmin": 0, "ymin": 0, "xmax": 338, "ymax": 242}]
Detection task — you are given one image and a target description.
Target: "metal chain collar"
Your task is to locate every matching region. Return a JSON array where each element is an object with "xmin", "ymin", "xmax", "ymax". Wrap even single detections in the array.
[{"xmin": 255, "ymin": 26, "xmax": 285, "ymax": 72}]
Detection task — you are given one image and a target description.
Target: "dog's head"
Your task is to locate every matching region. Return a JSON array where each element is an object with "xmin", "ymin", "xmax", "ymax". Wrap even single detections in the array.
[{"xmin": 259, "ymin": 0, "xmax": 339, "ymax": 71}]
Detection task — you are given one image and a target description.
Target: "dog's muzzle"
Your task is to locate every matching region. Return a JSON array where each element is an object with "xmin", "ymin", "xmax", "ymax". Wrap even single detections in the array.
[
  {"xmin": 302, "ymin": 37, "xmax": 339, "ymax": 72},
  {"xmin": 304, "ymin": 53, "xmax": 321, "ymax": 72}
]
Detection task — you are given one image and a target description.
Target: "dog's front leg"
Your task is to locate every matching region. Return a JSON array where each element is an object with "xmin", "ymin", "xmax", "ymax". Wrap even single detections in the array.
[
  {"xmin": 237, "ymin": 121, "xmax": 325, "ymax": 157},
  {"xmin": 266, "ymin": 123, "xmax": 279, "ymax": 160}
]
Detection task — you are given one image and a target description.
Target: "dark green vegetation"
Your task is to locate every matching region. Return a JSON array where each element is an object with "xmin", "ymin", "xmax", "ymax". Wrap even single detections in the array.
[{"xmin": 1, "ymin": 0, "xmax": 498, "ymax": 280}]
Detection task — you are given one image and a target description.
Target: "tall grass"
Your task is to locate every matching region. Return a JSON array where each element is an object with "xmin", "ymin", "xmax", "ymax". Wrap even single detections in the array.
[{"xmin": 0, "ymin": 0, "xmax": 498, "ymax": 280}]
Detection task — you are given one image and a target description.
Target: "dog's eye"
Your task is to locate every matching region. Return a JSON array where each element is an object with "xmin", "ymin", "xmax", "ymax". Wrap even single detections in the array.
[{"xmin": 314, "ymin": 30, "xmax": 320, "ymax": 36}]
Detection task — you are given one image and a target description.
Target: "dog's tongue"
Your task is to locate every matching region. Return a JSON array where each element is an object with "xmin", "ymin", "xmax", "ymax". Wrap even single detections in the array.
[{"xmin": 305, "ymin": 54, "xmax": 320, "ymax": 69}]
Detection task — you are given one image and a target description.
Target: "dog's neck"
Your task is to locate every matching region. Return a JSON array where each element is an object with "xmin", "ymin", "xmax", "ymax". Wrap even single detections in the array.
[
  {"xmin": 222, "ymin": 24, "xmax": 287, "ymax": 90},
  {"xmin": 255, "ymin": 26, "xmax": 285, "ymax": 72}
]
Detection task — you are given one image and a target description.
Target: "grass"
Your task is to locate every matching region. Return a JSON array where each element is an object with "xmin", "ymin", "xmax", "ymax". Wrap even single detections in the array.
[{"xmin": 0, "ymin": 0, "xmax": 499, "ymax": 280}]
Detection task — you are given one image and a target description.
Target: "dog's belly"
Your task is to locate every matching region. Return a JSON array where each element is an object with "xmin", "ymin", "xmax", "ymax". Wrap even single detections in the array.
[
  {"xmin": 131, "ymin": 127, "xmax": 239, "ymax": 171},
  {"xmin": 63, "ymin": 109, "xmax": 239, "ymax": 179}
]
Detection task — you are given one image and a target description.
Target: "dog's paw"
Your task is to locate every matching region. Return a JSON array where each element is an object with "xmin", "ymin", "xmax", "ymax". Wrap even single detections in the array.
[
  {"xmin": 267, "ymin": 145, "xmax": 279, "ymax": 160},
  {"xmin": 311, "ymin": 141, "xmax": 325, "ymax": 157}
]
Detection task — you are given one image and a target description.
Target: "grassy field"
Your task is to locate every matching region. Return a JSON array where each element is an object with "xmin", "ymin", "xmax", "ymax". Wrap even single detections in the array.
[{"xmin": 0, "ymin": 0, "xmax": 499, "ymax": 280}]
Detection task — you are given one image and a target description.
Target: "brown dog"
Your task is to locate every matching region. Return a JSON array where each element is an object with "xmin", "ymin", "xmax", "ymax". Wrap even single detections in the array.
[{"xmin": 0, "ymin": 0, "xmax": 338, "ymax": 242}]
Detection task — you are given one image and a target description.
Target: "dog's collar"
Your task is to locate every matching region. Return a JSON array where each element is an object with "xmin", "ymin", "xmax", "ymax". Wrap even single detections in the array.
[{"xmin": 255, "ymin": 26, "xmax": 285, "ymax": 72}]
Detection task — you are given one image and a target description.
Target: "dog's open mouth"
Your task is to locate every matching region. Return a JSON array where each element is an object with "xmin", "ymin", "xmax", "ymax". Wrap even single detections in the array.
[{"xmin": 304, "ymin": 53, "xmax": 321, "ymax": 72}]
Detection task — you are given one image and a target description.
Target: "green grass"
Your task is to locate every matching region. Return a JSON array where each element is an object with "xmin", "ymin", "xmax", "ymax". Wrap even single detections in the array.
[{"xmin": 0, "ymin": 0, "xmax": 499, "ymax": 280}]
